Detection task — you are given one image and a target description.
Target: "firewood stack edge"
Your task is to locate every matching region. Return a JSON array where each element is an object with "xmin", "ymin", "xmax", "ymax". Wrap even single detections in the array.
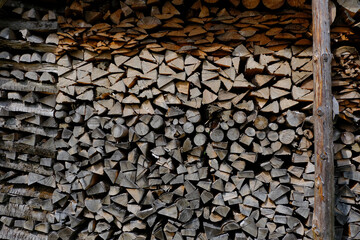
[{"xmin": 0, "ymin": 2, "xmax": 59, "ymax": 240}]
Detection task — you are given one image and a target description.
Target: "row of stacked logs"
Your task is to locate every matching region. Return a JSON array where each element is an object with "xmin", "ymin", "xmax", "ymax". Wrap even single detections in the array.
[
  {"xmin": 331, "ymin": 0, "xmax": 360, "ymax": 44},
  {"xmin": 0, "ymin": 2, "xmax": 59, "ymax": 240},
  {"xmin": 336, "ymin": 0, "xmax": 360, "ymax": 29},
  {"xmin": 52, "ymin": 0, "xmax": 318, "ymax": 239},
  {"xmin": 331, "ymin": 7, "xmax": 360, "ymax": 238},
  {"xmin": 57, "ymin": 0, "xmax": 313, "ymax": 57},
  {"xmin": 331, "ymin": 11, "xmax": 360, "ymax": 238},
  {"xmin": 332, "ymin": 46, "xmax": 360, "ymax": 239}
]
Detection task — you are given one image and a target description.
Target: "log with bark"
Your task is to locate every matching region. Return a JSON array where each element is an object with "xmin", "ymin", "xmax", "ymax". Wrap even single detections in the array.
[{"xmin": 0, "ymin": 2, "xmax": 59, "ymax": 238}]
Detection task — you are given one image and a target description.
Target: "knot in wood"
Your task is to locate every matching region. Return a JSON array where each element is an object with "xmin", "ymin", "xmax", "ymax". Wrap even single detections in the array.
[
  {"xmin": 316, "ymin": 108, "xmax": 323, "ymax": 116},
  {"xmin": 320, "ymin": 153, "xmax": 327, "ymax": 160},
  {"xmin": 321, "ymin": 53, "xmax": 332, "ymax": 62},
  {"xmin": 315, "ymin": 177, "xmax": 322, "ymax": 188}
]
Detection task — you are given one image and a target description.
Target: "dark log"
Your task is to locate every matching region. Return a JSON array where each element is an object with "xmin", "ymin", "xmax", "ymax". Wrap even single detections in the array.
[
  {"xmin": 242, "ymin": 0, "xmax": 260, "ymax": 9},
  {"xmin": 262, "ymin": 0, "xmax": 285, "ymax": 9},
  {"xmin": 0, "ymin": 20, "xmax": 57, "ymax": 31},
  {"xmin": 210, "ymin": 128, "xmax": 224, "ymax": 142},
  {"xmin": 0, "ymin": 60, "xmax": 57, "ymax": 73},
  {"xmin": 0, "ymin": 101, "xmax": 54, "ymax": 117},
  {"xmin": 0, "ymin": 141, "xmax": 55, "ymax": 157},
  {"xmin": 287, "ymin": 0, "xmax": 305, "ymax": 7},
  {"xmin": 0, "ymin": 225, "xmax": 47, "ymax": 240},
  {"xmin": 0, "ymin": 39, "xmax": 56, "ymax": 53}
]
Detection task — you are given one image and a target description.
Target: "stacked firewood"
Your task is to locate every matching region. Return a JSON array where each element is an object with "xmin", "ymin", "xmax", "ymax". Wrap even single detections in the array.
[
  {"xmin": 0, "ymin": 3, "xmax": 59, "ymax": 240},
  {"xmin": 56, "ymin": 0, "xmax": 312, "ymax": 57},
  {"xmin": 50, "ymin": 0, "xmax": 319, "ymax": 239},
  {"xmin": 331, "ymin": 2, "xmax": 360, "ymax": 238},
  {"xmin": 331, "ymin": 0, "xmax": 360, "ymax": 44},
  {"xmin": 3, "ymin": 0, "xmax": 360, "ymax": 239},
  {"xmin": 332, "ymin": 45, "xmax": 360, "ymax": 239},
  {"xmin": 336, "ymin": 0, "xmax": 360, "ymax": 29}
]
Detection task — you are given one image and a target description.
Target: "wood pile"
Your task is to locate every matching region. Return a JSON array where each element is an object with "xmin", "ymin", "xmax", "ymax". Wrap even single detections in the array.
[
  {"xmin": 331, "ymin": 0, "xmax": 360, "ymax": 44},
  {"xmin": 331, "ymin": 45, "xmax": 360, "ymax": 239},
  {"xmin": 0, "ymin": 2, "xmax": 59, "ymax": 240},
  {"xmin": 336, "ymin": 0, "xmax": 360, "ymax": 29},
  {"xmin": 0, "ymin": 0, "xmax": 359, "ymax": 239},
  {"xmin": 331, "ymin": 3, "xmax": 360, "ymax": 238},
  {"xmin": 53, "ymin": 0, "xmax": 318, "ymax": 239},
  {"xmin": 56, "ymin": 0, "xmax": 313, "ymax": 57}
]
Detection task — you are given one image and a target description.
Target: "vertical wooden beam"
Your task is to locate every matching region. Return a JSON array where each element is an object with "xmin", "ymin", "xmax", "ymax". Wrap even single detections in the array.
[{"xmin": 312, "ymin": 0, "xmax": 334, "ymax": 239}]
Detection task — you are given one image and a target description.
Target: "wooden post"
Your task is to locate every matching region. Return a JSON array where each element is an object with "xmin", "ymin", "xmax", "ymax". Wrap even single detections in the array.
[{"xmin": 312, "ymin": 0, "xmax": 334, "ymax": 239}]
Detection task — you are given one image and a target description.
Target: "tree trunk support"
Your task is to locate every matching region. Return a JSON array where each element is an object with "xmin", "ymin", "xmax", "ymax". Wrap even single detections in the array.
[{"xmin": 312, "ymin": 0, "xmax": 334, "ymax": 239}]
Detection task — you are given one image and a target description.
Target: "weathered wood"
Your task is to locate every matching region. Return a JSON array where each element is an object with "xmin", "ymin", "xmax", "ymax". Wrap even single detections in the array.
[
  {"xmin": 279, "ymin": 129, "xmax": 295, "ymax": 144},
  {"xmin": 233, "ymin": 111, "xmax": 247, "ymax": 124},
  {"xmin": 0, "ymin": 158, "xmax": 53, "ymax": 176},
  {"xmin": 45, "ymin": 33, "xmax": 58, "ymax": 45},
  {"xmin": 112, "ymin": 124, "xmax": 128, "ymax": 138},
  {"xmin": 341, "ymin": 132, "xmax": 355, "ymax": 145},
  {"xmin": 287, "ymin": 0, "xmax": 305, "ymax": 7},
  {"xmin": 1, "ymin": 0, "xmax": 347, "ymax": 239},
  {"xmin": 245, "ymin": 56, "xmax": 264, "ymax": 76},
  {"xmin": 227, "ymin": 128, "xmax": 240, "ymax": 141},
  {"xmin": 27, "ymin": 34, "xmax": 44, "ymax": 44},
  {"xmin": 0, "ymin": 225, "xmax": 47, "ymax": 240},
  {"xmin": 0, "ymin": 77, "xmax": 58, "ymax": 93},
  {"xmin": 2, "ymin": 119, "xmax": 58, "ymax": 137},
  {"xmin": 286, "ymin": 110, "xmax": 305, "ymax": 127},
  {"xmin": 194, "ymin": 133, "xmax": 207, "ymax": 146},
  {"xmin": 312, "ymin": 0, "xmax": 335, "ymax": 238},
  {"xmin": 150, "ymin": 115, "xmax": 164, "ymax": 130},
  {"xmin": 0, "ymin": 39, "xmax": 57, "ymax": 53},
  {"xmin": 0, "ymin": 101, "xmax": 54, "ymax": 117},
  {"xmin": 0, "ymin": 60, "xmax": 57, "ymax": 73},
  {"xmin": 0, "ymin": 20, "xmax": 57, "ymax": 31},
  {"xmin": 242, "ymin": 0, "xmax": 260, "ymax": 9},
  {"xmin": 254, "ymin": 115, "xmax": 268, "ymax": 130},
  {"xmin": 262, "ymin": 0, "xmax": 285, "ymax": 9},
  {"xmin": 210, "ymin": 128, "xmax": 225, "ymax": 142}
]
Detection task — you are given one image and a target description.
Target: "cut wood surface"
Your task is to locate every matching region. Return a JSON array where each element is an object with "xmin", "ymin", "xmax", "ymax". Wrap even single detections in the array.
[
  {"xmin": 0, "ymin": 5, "xmax": 60, "ymax": 239},
  {"xmin": 242, "ymin": 0, "xmax": 261, "ymax": 9},
  {"xmin": 0, "ymin": 0, "xmax": 358, "ymax": 240},
  {"xmin": 262, "ymin": 0, "xmax": 285, "ymax": 9}
]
